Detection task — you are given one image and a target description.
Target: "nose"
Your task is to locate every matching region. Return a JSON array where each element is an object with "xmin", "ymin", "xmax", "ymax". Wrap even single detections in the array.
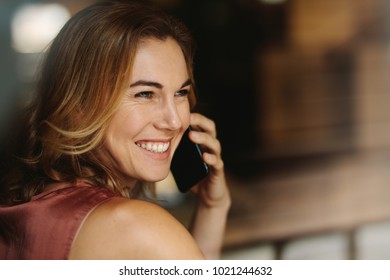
[{"xmin": 154, "ymin": 98, "xmax": 183, "ymax": 131}]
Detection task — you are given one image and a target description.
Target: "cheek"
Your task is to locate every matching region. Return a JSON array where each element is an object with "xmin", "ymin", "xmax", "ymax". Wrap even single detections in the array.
[
  {"xmin": 103, "ymin": 107, "xmax": 140, "ymax": 150},
  {"xmin": 110, "ymin": 104, "xmax": 147, "ymax": 133},
  {"xmin": 178, "ymin": 102, "xmax": 191, "ymax": 129}
]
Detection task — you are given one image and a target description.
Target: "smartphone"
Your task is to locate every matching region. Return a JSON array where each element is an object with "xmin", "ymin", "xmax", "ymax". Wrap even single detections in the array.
[{"xmin": 171, "ymin": 126, "xmax": 209, "ymax": 193}]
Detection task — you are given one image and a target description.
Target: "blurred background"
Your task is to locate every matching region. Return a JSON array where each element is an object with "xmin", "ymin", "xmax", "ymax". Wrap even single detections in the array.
[{"xmin": 2, "ymin": 0, "xmax": 390, "ymax": 259}]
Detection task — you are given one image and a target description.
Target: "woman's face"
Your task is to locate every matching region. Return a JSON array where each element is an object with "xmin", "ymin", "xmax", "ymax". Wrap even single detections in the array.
[{"xmin": 104, "ymin": 37, "xmax": 191, "ymax": 187}]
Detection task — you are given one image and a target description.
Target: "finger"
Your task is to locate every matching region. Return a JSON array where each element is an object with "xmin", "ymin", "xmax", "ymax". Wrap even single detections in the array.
[
  {"xmin": 189, "ymin": 129, "xmax": 221, "ymax": 156},
  {"xmin": 203, "ymin": 152, "xmax": 224, "ymax": 170},
  {"xmin": 190, "ymin": 113, "xmax": 217, "ymax": 138},
  {"xmin": 190, "ymin": 131, "xmax": 224, "ymax": 172}
]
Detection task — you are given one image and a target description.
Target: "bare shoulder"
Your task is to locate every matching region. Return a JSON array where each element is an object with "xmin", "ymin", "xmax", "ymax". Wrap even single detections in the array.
[{"xmin": 69, "ymin": 197, "xmax": 205, "ymax": 260}]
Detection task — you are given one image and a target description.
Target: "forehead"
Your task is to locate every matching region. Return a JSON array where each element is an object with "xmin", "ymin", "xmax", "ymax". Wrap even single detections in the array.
[{"xmin": 130, "ymin": 37, "xmax": 188, "ymax": 84}]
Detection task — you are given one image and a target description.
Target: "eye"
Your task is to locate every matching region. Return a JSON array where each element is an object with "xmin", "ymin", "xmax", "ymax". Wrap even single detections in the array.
[
  {"xmin": 135, "ymin": 91, "xmax": 154, "ymax": 99},
  {"xmin": 175, "ymin": 89, "xmax": 190, "ymax": 97}
]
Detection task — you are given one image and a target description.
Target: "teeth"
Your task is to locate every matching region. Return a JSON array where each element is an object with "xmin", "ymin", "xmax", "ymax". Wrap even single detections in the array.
[{"xmin": 137, "ymin": 142, "xmax": 170, "ymax": 153}]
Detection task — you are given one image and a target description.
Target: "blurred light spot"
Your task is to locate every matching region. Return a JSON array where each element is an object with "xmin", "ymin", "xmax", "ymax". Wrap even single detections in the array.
[
  {"xmin": 260, "ymin": 0, "xmax": 286, "ymax": 4},
  {"xmin": 11, "ymin": 3, "xmax": 70, "ymax": 53}
]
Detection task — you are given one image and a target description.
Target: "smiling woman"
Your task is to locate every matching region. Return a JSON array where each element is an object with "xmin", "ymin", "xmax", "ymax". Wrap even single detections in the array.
[
  {"xmin": 103, "ymin": 37, "xmax": 191, "ymax": 186},
  {"xmin": 0, "ymin": 0, "xmax": 230, "ymax": 260}
]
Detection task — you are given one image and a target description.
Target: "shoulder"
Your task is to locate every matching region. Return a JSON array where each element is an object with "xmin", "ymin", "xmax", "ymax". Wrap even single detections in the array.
[{"xmin": 69, "ymin": 197, "xmax": 204, "ymax": 259}]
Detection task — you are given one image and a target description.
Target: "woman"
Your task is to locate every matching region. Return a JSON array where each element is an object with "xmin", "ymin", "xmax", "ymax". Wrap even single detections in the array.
[{"xmin": 0, "ymin": 0, "xmax": 230, "ymax": 259}]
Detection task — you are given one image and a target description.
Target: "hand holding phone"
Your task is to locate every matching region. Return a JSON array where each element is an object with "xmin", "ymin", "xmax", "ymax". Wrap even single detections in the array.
[{"xmin": 171, "ymin": 127, "xmax": 209, "ymax": 193}]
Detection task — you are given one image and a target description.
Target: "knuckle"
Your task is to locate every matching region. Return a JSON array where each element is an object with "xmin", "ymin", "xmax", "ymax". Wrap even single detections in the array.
[
  {"xmin": 217, "ymin": 159, "xmax": 224, "ymax": 170},
  {"xmin": 210, "ymin": 120, "xmax": 216, "ymax": 131},
  {"xmin": 215, "ymin": 139, "xmax": 222, "ymax": 153}
]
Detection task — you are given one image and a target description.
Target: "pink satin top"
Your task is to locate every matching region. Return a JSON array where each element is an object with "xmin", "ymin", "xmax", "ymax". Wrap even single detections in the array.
[{"xmin": 0, "ymin": 183, "xmax": 118, "ymax": 259}]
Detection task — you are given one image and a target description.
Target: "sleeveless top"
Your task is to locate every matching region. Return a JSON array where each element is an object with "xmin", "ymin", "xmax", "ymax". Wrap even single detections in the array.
[{"xmin": 0, "ymin": 182, "xmax": 119, "ymax": 259}]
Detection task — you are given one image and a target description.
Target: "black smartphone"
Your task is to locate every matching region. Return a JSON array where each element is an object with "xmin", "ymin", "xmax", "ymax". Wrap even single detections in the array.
[{"xmin": 171, "ymin": 126, "xmax": 209, "ymax": 193}]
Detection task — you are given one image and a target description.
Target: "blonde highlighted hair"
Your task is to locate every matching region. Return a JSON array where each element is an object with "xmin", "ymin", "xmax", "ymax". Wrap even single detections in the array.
[{"xmin": 0, "ymin": 0, "xmax": 196, "ymax": 205}]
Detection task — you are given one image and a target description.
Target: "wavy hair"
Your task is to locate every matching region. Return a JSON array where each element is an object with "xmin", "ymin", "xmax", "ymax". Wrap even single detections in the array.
[{"xmin": 0, "ymin": 0, "xmax": 196, "ymax": 205}]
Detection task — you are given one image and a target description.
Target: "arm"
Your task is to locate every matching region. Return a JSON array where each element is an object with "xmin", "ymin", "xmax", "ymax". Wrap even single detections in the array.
[{"xmin": 188, "ymin": 113, "xmax": 231, "ymax": 259}]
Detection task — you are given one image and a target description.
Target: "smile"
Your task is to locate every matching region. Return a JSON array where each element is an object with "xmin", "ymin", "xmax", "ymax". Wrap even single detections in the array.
[{"xmin": 136, "ymin": 141, "xmax": 170, "ymax": 153}]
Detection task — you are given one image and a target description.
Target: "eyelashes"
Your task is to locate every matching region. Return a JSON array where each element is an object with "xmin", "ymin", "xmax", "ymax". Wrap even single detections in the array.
[
  {"xmin": 134, "ymin": 91, "xmax": 153, "ymax": 99},
  {"xmin": 175, "ymin": 89, "xmax": 190, "ymax": 97},
  {"xmin": 134, "ymin": 89, "xmax": 190, "ymax": 99}
]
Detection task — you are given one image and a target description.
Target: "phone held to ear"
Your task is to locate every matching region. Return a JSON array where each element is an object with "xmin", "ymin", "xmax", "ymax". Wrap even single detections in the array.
[{"xmin": 171, "ymin": 126, "xmax": 209, "ymax": 193}]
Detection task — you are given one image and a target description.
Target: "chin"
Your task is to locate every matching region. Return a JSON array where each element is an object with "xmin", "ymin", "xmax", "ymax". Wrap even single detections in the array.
[{"xmin": 141, "ymin": 169, "xmax": 171, "ymax": 184}]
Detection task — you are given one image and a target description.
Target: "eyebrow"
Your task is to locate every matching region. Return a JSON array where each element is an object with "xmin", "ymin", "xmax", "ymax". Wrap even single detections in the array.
[
  {"xmin": 181, "ymin": 79, "xmax": 192, "ymax": 88},
  {"xmin": 130, "ymin": 78, "xmax": 192, "ymax": 89}
]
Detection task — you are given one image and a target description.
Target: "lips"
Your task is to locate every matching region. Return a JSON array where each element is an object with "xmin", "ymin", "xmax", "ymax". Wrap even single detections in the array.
[{"xmin": 136, "ymin": 141, "xmax": 170, "ymax": 153}]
